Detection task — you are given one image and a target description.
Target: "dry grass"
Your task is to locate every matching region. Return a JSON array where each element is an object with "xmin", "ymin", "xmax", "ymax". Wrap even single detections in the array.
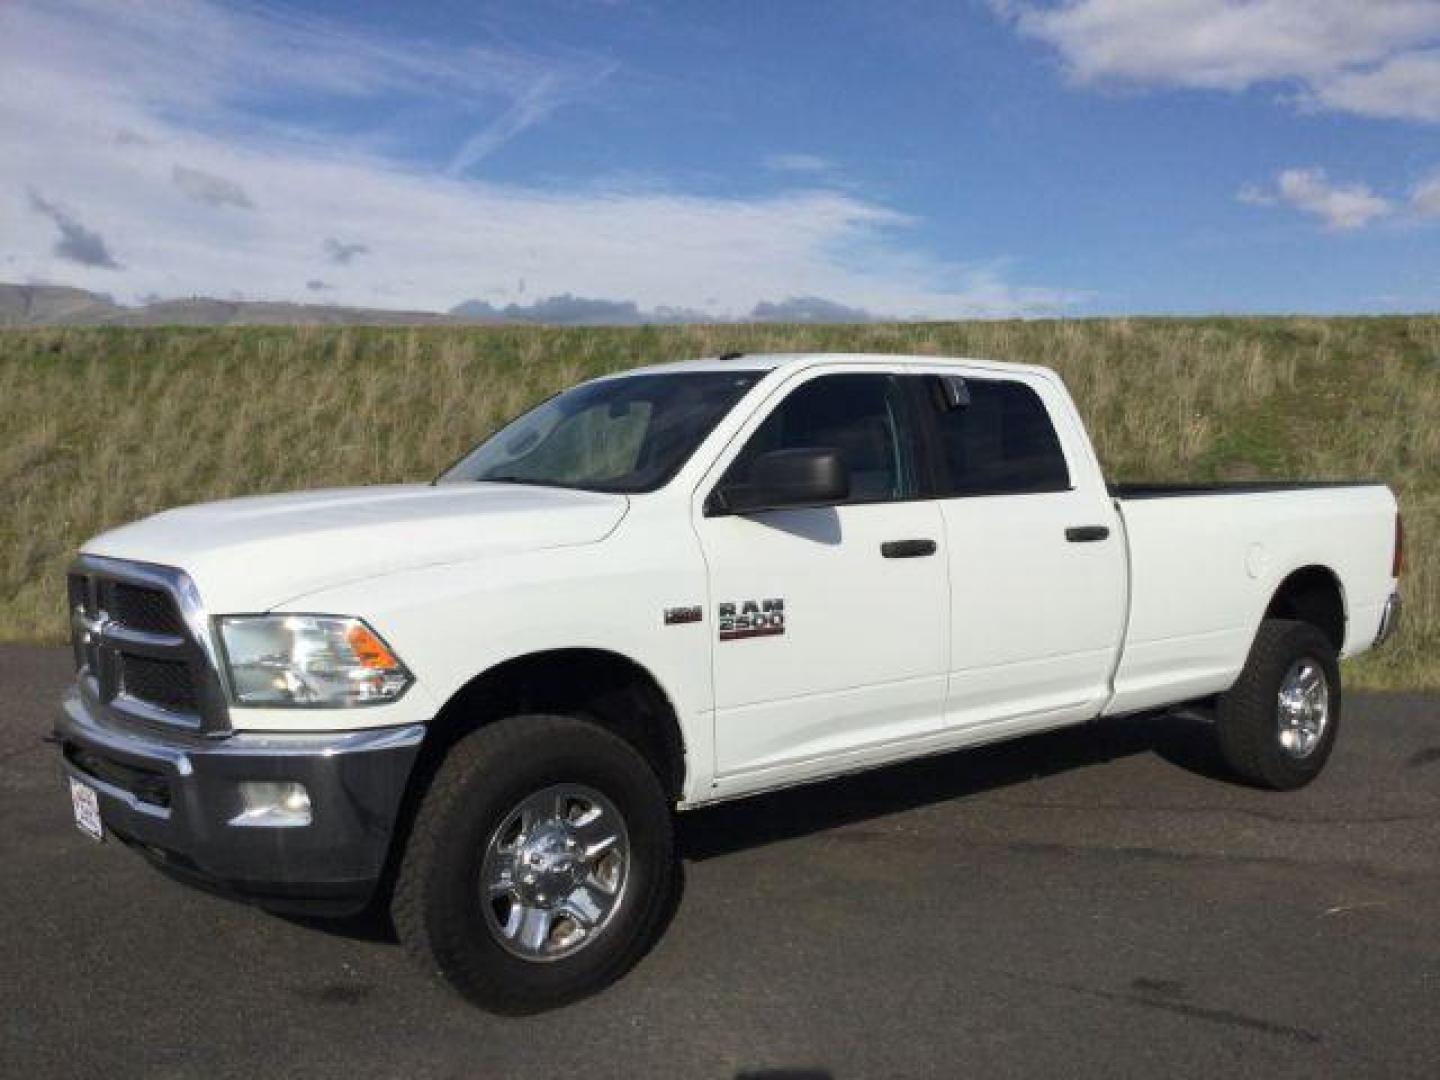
[{"xmin": 1, "ymin": 318, "xmax": 1434, "ymax": 688}]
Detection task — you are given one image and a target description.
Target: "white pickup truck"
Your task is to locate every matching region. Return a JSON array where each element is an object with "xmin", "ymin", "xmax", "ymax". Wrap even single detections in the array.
[{"xmin": 58, "ymin": 352, "xmax": 1402, "ymax": 1012}]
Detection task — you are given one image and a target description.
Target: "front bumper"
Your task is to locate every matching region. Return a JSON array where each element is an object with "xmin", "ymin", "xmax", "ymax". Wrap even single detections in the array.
[{"xmin": 56, "ymin": 685, "xmax": 424, "ymax": 916}]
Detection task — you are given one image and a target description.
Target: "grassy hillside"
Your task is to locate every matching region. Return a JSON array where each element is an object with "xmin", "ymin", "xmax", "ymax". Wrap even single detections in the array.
[{"xmin": 2, "ymin": 318, "xmax": 1434, "ymax": 688}]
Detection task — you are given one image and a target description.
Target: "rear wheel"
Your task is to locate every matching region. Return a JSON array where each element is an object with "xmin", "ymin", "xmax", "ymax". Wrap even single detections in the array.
[
  {"xmin": 392, "ymin": 715, "xmax": 674, "ymax": 1013},
  {"xmin": 1215, "ymin": 619, "xmax": 1341, "ymax": 790}
]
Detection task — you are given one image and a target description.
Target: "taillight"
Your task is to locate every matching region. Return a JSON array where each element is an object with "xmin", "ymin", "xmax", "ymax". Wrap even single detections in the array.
[{"xmin": 1393, "ymin": 513, "xmax": 1405, "ymax": 578}]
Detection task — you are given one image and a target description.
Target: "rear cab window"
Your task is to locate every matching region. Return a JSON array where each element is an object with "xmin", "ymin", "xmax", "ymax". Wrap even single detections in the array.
[{"xmin": 912, "ymin": 375, "xmax": 1071, "ymax": 498}]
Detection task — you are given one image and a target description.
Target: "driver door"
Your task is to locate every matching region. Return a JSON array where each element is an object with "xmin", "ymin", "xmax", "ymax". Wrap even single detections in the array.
[{"xmin": 694, "ymin": 370, "xmax": 950, "ymax": 792}]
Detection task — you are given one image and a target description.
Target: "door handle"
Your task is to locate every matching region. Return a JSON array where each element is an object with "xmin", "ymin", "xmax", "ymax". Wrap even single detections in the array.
[
  {"xmin": 881, "ymin": 538, "xmax": 937, "ymax": 558},
  {"xmin": 1065, "ymin": 525, "xmax": 1110, "ymax": 543}
]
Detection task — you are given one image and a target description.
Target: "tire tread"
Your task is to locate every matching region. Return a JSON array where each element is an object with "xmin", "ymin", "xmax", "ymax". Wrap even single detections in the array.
[
  {"xmin": 391, "ymin": 714, "xmax": 672, "ymax": 1012},
  {"xmin": 1215, "ymin": 618, "xmax": 1340, "ymax": 790}
]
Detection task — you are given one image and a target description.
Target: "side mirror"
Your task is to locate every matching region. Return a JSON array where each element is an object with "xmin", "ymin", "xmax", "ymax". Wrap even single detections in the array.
[{"xmin": 710, "ymin": 447, "xmax": 850, "ymax": 515}]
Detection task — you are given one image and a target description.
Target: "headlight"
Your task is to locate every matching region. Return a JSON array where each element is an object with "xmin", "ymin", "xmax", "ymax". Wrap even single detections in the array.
[{"xmin": 217, "ymin": 615, "xmax": 413, "ymax": 707}]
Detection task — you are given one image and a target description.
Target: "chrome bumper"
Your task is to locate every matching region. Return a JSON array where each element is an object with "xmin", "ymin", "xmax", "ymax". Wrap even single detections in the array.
[
  {"xmin": 56, "ymin": 685, "xmax": 425, "ymax": 915},
  {"xmin": 1374, "ymin": 592, "xmax": 1402, "ymax": 648}
]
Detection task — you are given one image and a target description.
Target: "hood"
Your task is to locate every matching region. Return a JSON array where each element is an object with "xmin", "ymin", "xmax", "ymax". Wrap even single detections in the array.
[{"xmin": 83, "ymin": 482, "xmax": 629, "ymax": 613}]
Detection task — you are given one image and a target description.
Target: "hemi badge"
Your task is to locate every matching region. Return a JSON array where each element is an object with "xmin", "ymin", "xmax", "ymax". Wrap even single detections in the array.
[{"xmin": 663, "ymin": 606, "xmax": 703, "ymax": 626}]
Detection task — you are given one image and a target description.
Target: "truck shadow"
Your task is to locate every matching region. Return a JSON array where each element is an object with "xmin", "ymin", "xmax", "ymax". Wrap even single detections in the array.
[
  {"xmin": 288, "ymin": 707, "xmax": 1226, "ymax": 946},
  {"xmin": 677, "ymin": 706, "xmax": 1229, "ymax": 861}
]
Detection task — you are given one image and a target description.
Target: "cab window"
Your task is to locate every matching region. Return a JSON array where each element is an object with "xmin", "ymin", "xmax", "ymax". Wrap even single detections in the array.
[
  {"xmin": 922, "ymin": 376, "xmax": 1071, "ymax": 497},
  {"xmin": 723, "ymin": 373, "xmax": 918, "ymax": 504}
]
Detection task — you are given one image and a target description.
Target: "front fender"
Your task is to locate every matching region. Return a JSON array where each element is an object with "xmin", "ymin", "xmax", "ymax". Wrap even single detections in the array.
[{"xmin": 264, "ymin": 522, "xmax": 716, "ymax": 800}]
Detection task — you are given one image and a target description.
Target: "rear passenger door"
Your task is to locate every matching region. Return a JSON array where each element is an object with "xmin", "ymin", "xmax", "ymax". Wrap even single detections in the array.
[{"xmin": 911, "ymin": 372, "xmax": 1126, "ymax": 732}]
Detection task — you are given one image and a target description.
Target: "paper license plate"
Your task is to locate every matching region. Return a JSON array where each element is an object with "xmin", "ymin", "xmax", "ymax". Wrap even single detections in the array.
[{"xmin": 69, "ymin": 777, "xmax": 104, "ymax": 842}]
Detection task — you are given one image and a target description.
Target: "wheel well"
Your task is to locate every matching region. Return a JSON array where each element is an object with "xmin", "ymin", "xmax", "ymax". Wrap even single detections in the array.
[
  {"xmin": 419, "ymin": 649, "xmax": 686, "ymax": 803},
  {"xmin": 1265, "ymin": 566, "xmax": 1346, "ymax": 652}
]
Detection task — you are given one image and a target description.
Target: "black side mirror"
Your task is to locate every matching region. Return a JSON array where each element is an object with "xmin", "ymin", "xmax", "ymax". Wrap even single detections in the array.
[{"xmin": 710, "ymin": 447, "xmax": 850, "ymax": 515}]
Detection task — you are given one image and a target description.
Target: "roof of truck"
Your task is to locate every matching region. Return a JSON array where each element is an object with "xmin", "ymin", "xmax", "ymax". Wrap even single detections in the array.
[{"xmin": 616, "ymin": 352, "xmax": 1052, "ymax": 380}]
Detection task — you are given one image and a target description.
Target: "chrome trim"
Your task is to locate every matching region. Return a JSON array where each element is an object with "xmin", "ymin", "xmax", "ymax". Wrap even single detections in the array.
[
  {"xmin": 69, "ymin": 766, "xmax": 172, "ymax": 821},
  {"xmin": 100, "ymin": 622, "xmax": 187, "ymax": 652},
  {"xmin": 62, "ymin": 687, "xmax": 195, "ymax": 774},
  {"xmin": 227, "ymin": 810, "xmax": 311, "ymax": 829},
  {"xmin": 220, "ymin": 722, "xmax": 428, "ymax": 756},
  {"xmin": 74, "ymin": 554, "xmax": 224, "ymax": 676},
  {"xmin": 112, "ymin": 690, "xmax": 201, "ymax": 729},
  {"xmin": 1374, "ymin": 592, "xmax": 1402, "ymax": 648},
  {"xmin": 69, "ymin": 554, "xmax": 230, "ymax": 735},
  {"xmin": 60, "ymin": 686, "xmax": 425, "ymax": 762},
  {"xmin": 57, "ymin": 686, "xmax": 427, "ymax": 907}
]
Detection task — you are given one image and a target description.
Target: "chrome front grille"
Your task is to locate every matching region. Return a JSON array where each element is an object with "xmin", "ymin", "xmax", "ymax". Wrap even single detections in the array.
[{"xmin": 68, "ymin": 557, "xmax": 229, "ymax": 734}]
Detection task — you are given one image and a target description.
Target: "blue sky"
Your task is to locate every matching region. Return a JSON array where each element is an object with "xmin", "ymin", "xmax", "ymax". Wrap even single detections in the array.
[{"xmin": 4, "ymin": 0, "xmax": 1438, "ymax": 318}]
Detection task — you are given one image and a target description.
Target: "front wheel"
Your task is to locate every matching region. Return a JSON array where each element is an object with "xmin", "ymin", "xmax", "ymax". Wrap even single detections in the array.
[
  {"xmin": 1214, "ymin": 619, "xmax": 1341, "ymax": 790},
  {"xmin": 392, "ymin": 715, "xmax": 674, "ymax": 1013}
]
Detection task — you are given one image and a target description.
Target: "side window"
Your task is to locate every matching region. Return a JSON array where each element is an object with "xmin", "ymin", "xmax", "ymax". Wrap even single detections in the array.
[
  {"xmin": 926, "ymin": 377, "xmax": 1071, "ymax": 497},
  {"xmin": 724, "ymin": 374, "xmax": 917, "ymax": 503}
]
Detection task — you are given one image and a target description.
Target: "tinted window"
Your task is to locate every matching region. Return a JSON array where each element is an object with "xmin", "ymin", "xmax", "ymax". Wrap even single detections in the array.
[
  {"xmin": 926, "ymin": 377, "xmax": 1070, "ymax": 497},
  {"xmin": 441, "ymin": 371, "xmax": 762, "ymax": 493},
  {"xmin": 724, "ymin": 374, "xmax": 916, "ymax": 503}
]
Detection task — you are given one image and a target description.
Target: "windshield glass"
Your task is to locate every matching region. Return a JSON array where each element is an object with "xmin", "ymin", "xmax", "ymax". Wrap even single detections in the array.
[{"xmin": 439, "ymin": 370, "xmax": 764, "ymax": 493}]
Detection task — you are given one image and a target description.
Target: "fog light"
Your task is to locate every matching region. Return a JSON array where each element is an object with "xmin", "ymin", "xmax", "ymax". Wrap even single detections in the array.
[{"xmin": 230, "ymin": 781, "xmax": 312, "ymax": 827}]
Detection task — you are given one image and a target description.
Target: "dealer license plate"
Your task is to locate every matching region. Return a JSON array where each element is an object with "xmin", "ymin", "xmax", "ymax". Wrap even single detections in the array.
[{"xmin": 69, "ymin": 777, "xmax": 103, "ymax": 842}]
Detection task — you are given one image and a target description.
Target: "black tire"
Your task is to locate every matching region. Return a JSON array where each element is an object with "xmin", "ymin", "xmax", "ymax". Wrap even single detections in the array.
[
  {"xmin": 1215, "ymin": 618, "xmax": 1341, "ymax": 790},
  {"xmin": 392, "ymin": 715, "xmax": 674, "ymax": 1013}
]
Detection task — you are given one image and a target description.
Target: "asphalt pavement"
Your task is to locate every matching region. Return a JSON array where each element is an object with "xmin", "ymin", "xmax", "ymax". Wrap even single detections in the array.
[{"xmin": 3, "ymin": 645, "xmax": 1437, "ymax": 1079}]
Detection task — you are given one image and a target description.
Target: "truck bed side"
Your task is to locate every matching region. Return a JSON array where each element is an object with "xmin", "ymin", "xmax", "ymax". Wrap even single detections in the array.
[{"xmin": 1105, "ymin": 483, "xmax": 1398, "ymax": 716}]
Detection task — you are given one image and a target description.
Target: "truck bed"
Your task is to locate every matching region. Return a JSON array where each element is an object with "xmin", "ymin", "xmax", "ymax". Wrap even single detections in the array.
[{"xmin": 1104, "ymin": 479, "xmax": 1398, "ymax": 716}]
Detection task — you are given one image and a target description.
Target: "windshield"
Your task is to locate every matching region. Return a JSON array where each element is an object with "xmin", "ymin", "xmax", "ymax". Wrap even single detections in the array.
[{"xmin": 439, "ymin": 370, "xmax": 764, "ymax": 493}]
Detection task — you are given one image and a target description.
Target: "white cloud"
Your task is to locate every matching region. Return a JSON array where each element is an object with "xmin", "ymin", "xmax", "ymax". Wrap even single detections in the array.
[
  {"xmin": 1310, "ymin": 49, "xmax": 1440, "ymax": 122},
  {"xmin": 1238, "ymin": 168, "xmax": 1394, "ymax": 230},
  {"xmin": 446, "ymin": 71, "xmax": 613, "ymax": 178},
  {"xmin": 1412, "ymin": 172, "xmax": 1440, "ymax": 217},
  {"xmin": 0, "ymin": 0, "xmax": 1078, "ymax": 319},
  {"xmin": 764, "ymin": 153, "xmax": 835, "ymax": 173},
  {"xmin": 27, "ymin": 0, "xmax": 608, "ymax": 165},
  {"xmin": 998, "ymin": 0, "xmax": 1440, "ymax": 122}
]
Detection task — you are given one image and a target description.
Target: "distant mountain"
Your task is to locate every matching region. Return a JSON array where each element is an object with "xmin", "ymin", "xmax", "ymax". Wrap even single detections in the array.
[
  {"xmin": 0, "ymin": 283, "xmax": 877, "ymax": 328},
  {"xmin": 0, "ymin": 284, "xmax": 466, "ymax": 328},
  {"xmin": 450, "ymin": 293, "xmax": 712, "ymax": 326},
  {"xmin": 450, "ymin": 293, "xmax": 872, "ymax": 325},
  {"xmin": 0, "ymin": 284, "xmax": 127, "ymax": 325}
]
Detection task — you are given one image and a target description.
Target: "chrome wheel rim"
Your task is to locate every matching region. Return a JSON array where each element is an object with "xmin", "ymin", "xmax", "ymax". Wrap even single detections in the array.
[
  {"xmin": 1277, "ymin": 658, "xmax": 1329, "ymax": 759},
  {"xmin": 480, "ymin": 784, "xmax": 629, "ymax": 962}
]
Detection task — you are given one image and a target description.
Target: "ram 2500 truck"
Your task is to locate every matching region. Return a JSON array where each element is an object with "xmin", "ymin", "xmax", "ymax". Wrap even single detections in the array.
[{"xmin": 57, "ymin": 353, "xmax": 1403, "ymax": 1012}]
